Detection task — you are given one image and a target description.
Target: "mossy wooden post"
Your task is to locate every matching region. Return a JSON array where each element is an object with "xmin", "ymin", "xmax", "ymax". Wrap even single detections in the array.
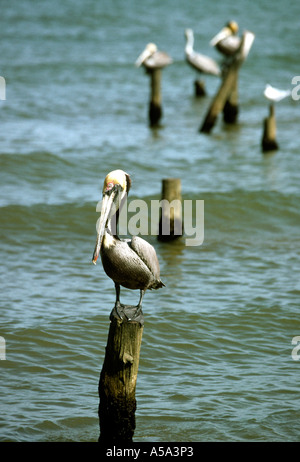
[
  {"xmin": 194, "ymin": 79, "xmax": 206, "ymax": 97},
  {"xmin": 200, "ymin": 62, "xmax": 240, "ymax": 133},
  {"xmin": 149, "ymin": 68, "xmax": 162, "ymax": 127},
  {"xmin": 223, "ymin": 72, "xmax": 239, "ymax": 123},
  {"xmin": 158, "ymin": 178, "xmax": 183, "ymax": 241},
  {"xmin": 200, "ymin": 30, "xmax": 255, "ymax": 133},
  {"xmin": 262, "ymin": 103, "xmax": 279, "ymax": 152},
  {"xmin": 98, "ymin": 312, "xmax": 144, "ymax": 444}
]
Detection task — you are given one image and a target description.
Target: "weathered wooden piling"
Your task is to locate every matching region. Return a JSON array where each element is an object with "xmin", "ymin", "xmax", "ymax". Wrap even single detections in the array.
[
  {"xmin": 148, "ymin": 68, "xmax": 163, "ymax": 127},
  {"xmin": 158, "ymin": 178, "xmax": 183, "ymax": 241},
  {"xmin": 194, "ymin": 79, "xmax": 206, "ymax": 97},
  {"xmin": 98, "ymin": 310, "xmax": 144, "ymax": 444},
  {"xmin": 262, "ymin": 103, "xmax": 279, "ymax": 152},
  {"xmin": 200, "ymin": 30, "xmax": 255, "ymax": 134},
  {"xmin": 200, "ymin": 61, "xmax": 240, "ymax": 133},
  {"xmin": 223, "ymin": 73, "xmax": 239, "ymax": 123}
]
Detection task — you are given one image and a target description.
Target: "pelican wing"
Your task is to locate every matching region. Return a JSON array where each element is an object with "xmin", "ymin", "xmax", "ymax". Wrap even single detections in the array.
[
  {"xmin": 216, "ymin": 35, "xmax": 241, "ymax": 56},
  {"xmin": 130, "ymin": 236, "xmax": 163, "ymax": 285},
  {"xmin": 238, "ymin": 31, "xmax": 255, "ymax": 61},
  {"xmin": 144, "ymin": 51, "xmax": 173, "ymax": 69},
  {"xmin": 186, "ymin": 52, "xmax": 221, "ymax": 76}
]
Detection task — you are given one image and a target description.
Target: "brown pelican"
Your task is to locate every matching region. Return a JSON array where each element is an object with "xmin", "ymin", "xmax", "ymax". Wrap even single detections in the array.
[
  {"xmin": 185, "ymin": 28, "xmax": 221, "ymax": 76},
  {"xmin": 210, "ymin": 21, "xmax": 241, "ymax": 56},
  {"xmin": 92, "ymin": 169, "xmax": 165, "ymax": 324},
  {"xmin": 135, "ymin": 43, "xmax": 172, "ymax": 70}
]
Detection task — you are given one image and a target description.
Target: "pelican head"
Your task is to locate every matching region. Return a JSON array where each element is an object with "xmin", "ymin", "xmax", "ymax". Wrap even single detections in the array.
[
  {"xmin": 135, "ymin": 43, "xmax": 157, "ymax": 67},
  {"xmin": 210, "ymin": 20, "xmax": 239, "ymax": 46},
  {"xmin": 227, "ymin": 20, "xmax": 239, "ymax": 35},
  {"xmin": 92, "ymin": 170, "xmax": 131, "ymax": 265},
  {"xmin": 184, "ymin": 28, "xmax": 194, "ymax": 51},
  {"xmin": 185, "ymin": 28, "xmax": 193, "ymax": 40}
]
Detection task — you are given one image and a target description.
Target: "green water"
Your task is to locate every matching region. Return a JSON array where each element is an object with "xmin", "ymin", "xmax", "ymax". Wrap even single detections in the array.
[{"xmin": 1, "ymin": 0, "xmax": 300, "ymax": 442}]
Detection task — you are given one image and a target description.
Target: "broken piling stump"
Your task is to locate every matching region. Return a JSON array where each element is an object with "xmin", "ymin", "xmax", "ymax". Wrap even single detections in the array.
[
  {"xmin": 262, "ymin": 103, "xmax": 279, "ymax": 152},
  {"xmin": 158, "ymin": 178, "xmax": 183, "ymax": 241},
  {"xmin": 149, "ymin": 68, "xmax": 163, "ymax": 127},
  {"xmin": 98, "ymin": 310, "xmax": 144, "ymax": 444},
  {"xmin": 194, "ymin": 79, "xmax": 206, "ymax": 97},
  {"xmin": 223, "ymin": 72, "xmax": 239, "ymax": 123}
]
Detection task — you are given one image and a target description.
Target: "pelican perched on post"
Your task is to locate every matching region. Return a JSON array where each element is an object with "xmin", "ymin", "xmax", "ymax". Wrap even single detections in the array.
[
  {"xmin": 135, "ymin": 43, "xmax": 173, "ymax": 70},
  {"xmin": 210, "ymin": 21, "xmax": 241, "ymax": 56},
  {"xmin": 185, "ymin": 28, "xmax": 221, "ymax": 76},
  {"xmin": 135, "ymin": 43, "xmax": 172, "ymax": 126},
  {"xmin": 92, "ymin": 170, "xmax": 165, "ymax": 324}
]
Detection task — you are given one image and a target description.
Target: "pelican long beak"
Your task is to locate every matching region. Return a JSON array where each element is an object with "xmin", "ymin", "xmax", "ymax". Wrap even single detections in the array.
[
  {"xmin": 92, "ymin": 192, "xmax": 117, "ymax": 265},
  {"xmin": 135, "ymin": 48, "xmax": 152, "ymax": 67},
  {"xmin": 210, "ymin": 27, "xmax": 231, "ymax": 46}
]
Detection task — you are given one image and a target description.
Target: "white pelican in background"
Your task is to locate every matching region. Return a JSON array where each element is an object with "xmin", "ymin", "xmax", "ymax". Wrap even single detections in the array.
[
  {"xmin": 135, "ymin": 43, "xmax": 172, "ymax": 70},
  {"xmin": 185, "ymin": 28, "xmax": 221, "ymax": 76},
  {"xmin": 210, "ymin": 20, "xmax": 241, "ymax": 56},
  {"xmin": 92, "ymin": 170, "xmax": 165, "ymax": 324},
  {"xmin": 264, "ymin": 84, "xmax": 291, "ymax": 102}
]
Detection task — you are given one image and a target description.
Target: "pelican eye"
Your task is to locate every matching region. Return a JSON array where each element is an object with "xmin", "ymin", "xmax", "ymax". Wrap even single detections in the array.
[
  {"xmin": 104, "ymin": 182, "xmax": 123, "ymax": 196},
  {"xmin": 105, "ymin": 182, "xmax": 114, "ymax": 191}
]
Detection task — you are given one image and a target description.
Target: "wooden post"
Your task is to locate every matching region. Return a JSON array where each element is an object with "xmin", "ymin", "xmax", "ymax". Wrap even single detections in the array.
[
  {"xmin": 194, "ymin": 79, "xmax": 206, "ymax": 97},
  {"xmin": 158, "ymin": 178, "xmax": 183, "ymax": 241},
  {"xmin": 200, "ymin": 62, "xmax": 240, "ymax": 133},
  {"xmin": 223, "ymin": 72, "xmax": 239, "ymax": 123},
  {"xmin": 98, "ymin": 311, "xmax": 144, "ymax": 444},
  {"xmin": 200, "ymin": 30, "xmax": 255, "ymax": 134},
  {"xmin": 262, "ymin": 103, "xmax": 279, "ymax": 152},
  {"xmin": 148, "ymin": 68, "xmax": 162, "ymax": 127}
]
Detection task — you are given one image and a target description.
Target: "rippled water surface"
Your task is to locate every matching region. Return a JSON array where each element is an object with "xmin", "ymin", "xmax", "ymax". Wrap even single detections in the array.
[{"xmin": 1, "ymin": 0, "xmax": 300, "ymax": 442}]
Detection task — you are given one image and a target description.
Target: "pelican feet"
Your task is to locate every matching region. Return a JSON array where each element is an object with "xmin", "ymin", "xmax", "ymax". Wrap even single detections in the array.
[{"xmin": 110, "ymin": 302, "xmax": 144, "ymax": 326}]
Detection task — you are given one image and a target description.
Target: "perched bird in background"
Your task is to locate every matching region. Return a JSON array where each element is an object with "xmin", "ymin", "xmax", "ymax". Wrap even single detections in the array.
[
  {"xmin": 264, "ymin": 84, "xmax": 291, "ymax": 102},
  {"xmin": 210, "ymin": 20, "xmax": 241, "ymax": 56},
  {"xmin": 135, "ymin": 43, "xmax": 172, "ymax": 70},
  {"xmin": 184, "ymin": 28, "xmax": 221, "ymax": 76},
  {"xmin": 92, "ymin": 169, "xmax": 165, "ymax": 325}
]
